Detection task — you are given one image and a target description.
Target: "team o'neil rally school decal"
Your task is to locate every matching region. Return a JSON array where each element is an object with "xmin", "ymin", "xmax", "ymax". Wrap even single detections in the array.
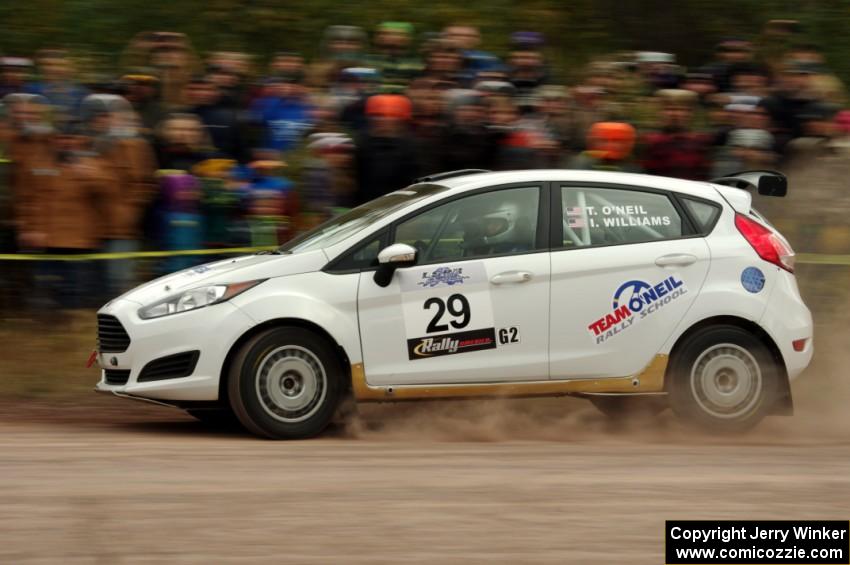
[
  {"xmin": 400, "ymin": 262, "xmax": 500, "ymax": 360},
  {"xmin": 588, "ymin": 275, "xmax": 687, "ymax": 344}
]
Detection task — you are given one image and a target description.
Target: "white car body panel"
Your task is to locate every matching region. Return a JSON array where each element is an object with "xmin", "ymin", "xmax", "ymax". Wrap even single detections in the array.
[
  {"xmin": 661, "ymin": 211, "xmax": 777, "ymax": 348},
  {"xmin": 550, "ymin": 238, "xmax": 710, "ymax": 379},
  {"xmin": 759, "ymin": 270, "xmax": 813, "ymax": 381},
  {"xmin": 94, "ymin": 169, "xmax": 813, "ymax": 408},
  {"xmin": 231, "ymin": 271, "xmax": 363, "ymax": 366},
  {"xmin": 358, "ymin": 253, "xmax": 550, "ymax": 385},
  {"xmin": 712, "ymin": 183, "xmax": 753, "ymax": 214}
]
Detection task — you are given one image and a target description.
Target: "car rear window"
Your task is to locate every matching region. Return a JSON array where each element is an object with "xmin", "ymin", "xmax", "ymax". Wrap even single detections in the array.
[{"xmin": 680, "ymin": 197, "xmax": 721, "ymax": 234}]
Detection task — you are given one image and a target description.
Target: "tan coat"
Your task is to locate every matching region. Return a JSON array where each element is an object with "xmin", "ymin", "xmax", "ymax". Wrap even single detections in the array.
[
  {"xmin": 100, "ymin": 137, "xmax": 157, "ymax": 239},
  {"xmin": 10, "ymin": 133, "xmax": 54, "ymax": 242},
  {"xmin": 11, "ymin": 134, "xmax": 112, "ymax": 249}
]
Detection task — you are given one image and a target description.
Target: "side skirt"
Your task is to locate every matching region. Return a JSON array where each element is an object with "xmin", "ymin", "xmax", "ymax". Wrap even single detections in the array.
[{"xmin": 351, "ymin": 355, "xmax": 668, "ymax": 402}]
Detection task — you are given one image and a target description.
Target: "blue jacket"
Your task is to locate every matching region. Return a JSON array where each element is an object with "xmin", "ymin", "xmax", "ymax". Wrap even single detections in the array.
[
  {"xmin": 26, "ymin": 81, "xmax": 89, "ymax": 118},
  {"xmin": 251, "ymin": 96, "xmax": 313, "ymax": 152}
]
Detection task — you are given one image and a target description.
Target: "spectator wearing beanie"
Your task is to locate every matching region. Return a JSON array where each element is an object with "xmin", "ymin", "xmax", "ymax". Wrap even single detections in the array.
[
  {"xmin": 80, "ymin": 94, "xmax": 157, "ymax": 295},
  {"xmin": 355, "ymin": 94, "xmax": 420, "ymax": 204},
  {"xmin": 19, "ymin": 119, "xmax": 113, "ymax": 309},
  {"xmin": 571, "ymin": 121, "xmax": 641, "ymax": 172}
]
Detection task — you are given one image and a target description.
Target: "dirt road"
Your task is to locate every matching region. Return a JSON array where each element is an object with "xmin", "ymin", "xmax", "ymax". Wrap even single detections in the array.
[{"xmin": 1, "ymin": 396, "xmax": 848, "ymax": 564}]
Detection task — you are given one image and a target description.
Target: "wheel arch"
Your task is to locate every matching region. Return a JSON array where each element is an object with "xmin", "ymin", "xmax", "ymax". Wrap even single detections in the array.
[
  {"xmin": 218, "ymin": 318, "xmax": 353, "ymax": 406},
  {"xmin": 666, "ymin": 315, "xmax": 792, "ymax": 415}
]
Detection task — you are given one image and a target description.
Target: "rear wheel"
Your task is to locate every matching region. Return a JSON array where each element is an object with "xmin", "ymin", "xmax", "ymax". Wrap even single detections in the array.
[
  {"xmin": 669, "ymin": 325, "xmax": 780, "ymax": 432},
  {"xmin": 228, "ymin": 327, "xmax": 344, "ymax": 439}
]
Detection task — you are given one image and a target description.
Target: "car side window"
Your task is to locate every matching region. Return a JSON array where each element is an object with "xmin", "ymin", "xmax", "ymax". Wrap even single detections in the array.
[
  {"xmin": 560, "ymin": 186, "xmax": 683, "ymax": 248},
  {"xmin": 680, "ymin": 197, "xmax": 721, "ymax": 234},
  {"xmin": 329, "ymin": 233, "xmax": 385, "ymax": 271},
  {"xmin": 395, "ymin": 186, "xmax": 540, "ymax": 263}
]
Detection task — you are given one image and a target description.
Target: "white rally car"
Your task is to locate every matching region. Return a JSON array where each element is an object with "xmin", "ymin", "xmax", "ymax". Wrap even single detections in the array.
[{"xmin": 95, "ymin": 169, "xmax": 813, "ymax": 438}]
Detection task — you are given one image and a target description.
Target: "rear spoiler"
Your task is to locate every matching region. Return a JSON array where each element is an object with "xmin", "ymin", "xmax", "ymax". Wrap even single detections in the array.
[{"xmin": 710, "ymin": 170, "xmax": 787, "ymax": 197}]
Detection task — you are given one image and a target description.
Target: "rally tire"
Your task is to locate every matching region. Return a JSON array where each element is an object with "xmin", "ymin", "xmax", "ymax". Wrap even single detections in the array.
[
  {"xmin": 588, "ymin": 396, "xmax": 667, "ymax": 420},
  {"xmin": 227, "ymin": 327, "xmax": 344, "ymax": 439},
  {"xmin": 668, "ymin": 325, "xmax": 780, "ymax": 432}
]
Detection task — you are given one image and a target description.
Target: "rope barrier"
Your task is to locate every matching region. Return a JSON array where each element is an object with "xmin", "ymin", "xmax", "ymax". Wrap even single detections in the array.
[
  {"xmin": 0, "ymin": 246, "xmax": 278, "ymax": 261},
  {"xmin": 796, "ymin": 253, "xmax": 850, "ymax": 266}
]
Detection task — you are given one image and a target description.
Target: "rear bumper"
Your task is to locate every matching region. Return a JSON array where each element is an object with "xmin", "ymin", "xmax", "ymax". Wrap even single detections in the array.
[{"xmin": 759, "ymin": 270, "xmax": 814, "ymax": 382}]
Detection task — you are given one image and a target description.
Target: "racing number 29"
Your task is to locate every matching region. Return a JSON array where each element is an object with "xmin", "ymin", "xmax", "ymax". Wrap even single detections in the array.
[{"xmin": 424, "ymin": 294, "xmax": 470, "ymax": 333}]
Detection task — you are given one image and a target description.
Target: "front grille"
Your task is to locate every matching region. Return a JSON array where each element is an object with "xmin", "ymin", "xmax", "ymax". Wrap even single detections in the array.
[
  {"xmin": 138, "ymin": 351, "xmax": 200, "ymax": 383},
  {"xmin": 97, "ymin": 315, "xmax": 131, "ymax": 353},
  {"xmin": 104, "ymin": 369, "xmax": 130, "ymax": 385}
]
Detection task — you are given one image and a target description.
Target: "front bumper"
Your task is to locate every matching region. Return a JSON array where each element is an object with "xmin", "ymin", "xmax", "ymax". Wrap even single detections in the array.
[{"xmin": 95, "ymin": 298, "xmax": 255, "ymax": 401}]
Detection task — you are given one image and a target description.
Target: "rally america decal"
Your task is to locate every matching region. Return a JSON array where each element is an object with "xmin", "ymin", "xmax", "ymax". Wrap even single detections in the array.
[
  {"xmin": 407, "ymin": 328, "xmax": 497, "ymax": 360},
  {"xmin": 399, "ymin": 262, "xmax": 486, "ymax": 292},
  {"xmin": 587, "ymin": 275, "xmax": 687, "ymax": 344},
  {"xmin": 417, "ymin": 266, "xmax": 470, "ymax": 288}
]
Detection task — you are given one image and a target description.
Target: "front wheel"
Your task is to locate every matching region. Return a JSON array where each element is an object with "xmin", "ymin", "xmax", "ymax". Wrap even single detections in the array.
[
  {"xmin": 669, "ymin": 325, "xmax": 781, "ymax": 432},
  {"xmin": 228, "ymin": 327, "xmax": 344, "ymax": 439}
]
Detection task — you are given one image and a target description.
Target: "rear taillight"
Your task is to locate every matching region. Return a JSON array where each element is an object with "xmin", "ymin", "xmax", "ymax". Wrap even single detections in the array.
[{"xmin": 734, "ymin": 213, "xmax": 795, "ymax": 272}]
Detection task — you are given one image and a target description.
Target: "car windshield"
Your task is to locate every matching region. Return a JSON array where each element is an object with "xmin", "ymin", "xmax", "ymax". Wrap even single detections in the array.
[{"xmin": 279, "ymin": 183, "xmax": 449, "ymax": 254}]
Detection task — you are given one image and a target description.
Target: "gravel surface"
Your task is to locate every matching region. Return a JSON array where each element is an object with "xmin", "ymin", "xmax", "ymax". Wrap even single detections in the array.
[{"xmin": 1, "ymin": 393, "xmax": 848, "ymax": 564}]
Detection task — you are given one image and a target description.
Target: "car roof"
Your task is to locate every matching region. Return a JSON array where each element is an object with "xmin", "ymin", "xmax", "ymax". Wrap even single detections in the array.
[{"xmin": 434, "ymin": 169, "xmax": 719, "ymax": 200}]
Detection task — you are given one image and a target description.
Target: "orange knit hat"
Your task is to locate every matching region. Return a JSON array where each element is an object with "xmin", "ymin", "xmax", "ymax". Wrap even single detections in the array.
[
  {"xmin": 587, "ymin": 122, "xmax": 636, "ymax": 161},
  {"xmin": 365, "ymin": 94, "xmax": 413, "ymax": 120}
]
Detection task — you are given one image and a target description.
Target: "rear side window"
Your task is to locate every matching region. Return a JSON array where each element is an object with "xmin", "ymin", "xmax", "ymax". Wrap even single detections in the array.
[
  {"xmin": 560, "ymin": 186, "xmax": 683, "ymax": 248},
  {"xmin": 680, "ymin": 197, "xmax": 721, "ymax": 234}
]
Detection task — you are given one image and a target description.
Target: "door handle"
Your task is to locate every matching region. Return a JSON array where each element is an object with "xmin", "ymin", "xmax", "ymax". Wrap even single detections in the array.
[
  {"xmin": 490, "ymin": 271, "xmax": 533, "ymax": 285},
  {"xmin": 655, "ymin": 253, "xmax": 698, "ymax": 268}
]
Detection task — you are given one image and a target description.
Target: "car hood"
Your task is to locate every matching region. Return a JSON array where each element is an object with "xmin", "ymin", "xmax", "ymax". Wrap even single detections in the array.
[{"xmin": 113, "ymin": 250, "xmax": 329, "ymax": 306}]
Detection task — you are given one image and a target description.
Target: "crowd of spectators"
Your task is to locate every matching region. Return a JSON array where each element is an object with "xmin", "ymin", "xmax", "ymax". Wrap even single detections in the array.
[{"xmin": 2, "ymin": 21, "xmax": 850, "ymax": 310}]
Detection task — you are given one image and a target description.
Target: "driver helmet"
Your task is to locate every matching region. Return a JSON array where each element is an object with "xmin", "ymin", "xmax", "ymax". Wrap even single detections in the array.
[{"xmin": 464, "ymin": 199, "xmax": 525, "ymax": 248}]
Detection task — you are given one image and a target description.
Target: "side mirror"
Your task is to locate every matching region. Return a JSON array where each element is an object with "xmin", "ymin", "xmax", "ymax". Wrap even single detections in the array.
[{"xmin": 373, "ymin": 243, "xmax": 417, "ymax": 287}]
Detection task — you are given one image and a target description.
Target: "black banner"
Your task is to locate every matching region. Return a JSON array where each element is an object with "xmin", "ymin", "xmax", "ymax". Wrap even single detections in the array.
[
  {"xmin": 666, "ymin": 520, "xmax": 849, "ymax": 564},
  {"xmin": 407, "ymin": 327, "xmax": 497, "ymax": 360}
]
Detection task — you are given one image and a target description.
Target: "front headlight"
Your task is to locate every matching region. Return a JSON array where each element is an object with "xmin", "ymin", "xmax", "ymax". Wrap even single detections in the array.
[{"xmin": 138, "ymin": 280, "xmax": 265, "ymax": 320}]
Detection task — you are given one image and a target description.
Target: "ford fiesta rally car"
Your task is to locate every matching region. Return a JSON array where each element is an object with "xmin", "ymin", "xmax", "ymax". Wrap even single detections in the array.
[{"xmin": 95, "ymin": 169, "xmax": 813, "ymax": 439}]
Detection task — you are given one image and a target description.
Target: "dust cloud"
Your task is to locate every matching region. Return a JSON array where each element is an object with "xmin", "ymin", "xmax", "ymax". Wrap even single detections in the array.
[{"xmin": 345, "ymin": 295, "xmax": 850, "ymax": 446}]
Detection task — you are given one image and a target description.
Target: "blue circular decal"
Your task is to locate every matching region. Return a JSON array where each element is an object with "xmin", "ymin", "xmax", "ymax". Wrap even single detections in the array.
[
  {"xmin": 613, "ymin": 280, "xmax": 652, "ymax": 312},
  {"xmin": 741, "ymin": 267, "xmax": 765, "ymax": 293}
]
